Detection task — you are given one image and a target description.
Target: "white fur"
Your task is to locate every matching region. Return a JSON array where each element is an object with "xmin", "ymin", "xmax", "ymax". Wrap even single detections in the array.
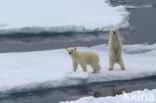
[
  {"xmin": 108, "ymin": 28, "xmax": 125, "ymax": 70},
  {"xmin": 66, "ymin": 48, "xmax": 101, "ymax": 73}
]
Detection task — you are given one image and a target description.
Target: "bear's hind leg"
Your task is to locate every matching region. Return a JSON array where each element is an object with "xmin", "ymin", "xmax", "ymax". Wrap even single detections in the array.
[
  {"xmin": 118, "ymin": 60, "xmax": 125, "ymax": 70},
  {"xmin": 91, "ymin": 63, "xmax": 101, "ymax": 74},
  {"xmin": 108, "ymin": 60, "xmax": 115, "ymax": 71}
]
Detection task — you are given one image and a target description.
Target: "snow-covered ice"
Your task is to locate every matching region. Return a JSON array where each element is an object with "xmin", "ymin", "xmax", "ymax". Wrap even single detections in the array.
[
  {"xmin": 124, "ymin": 4, "xmax": 153, "ymax": 9},
  {"xmin": 0, "ymin": 44, "xmax": 156, "ymax": 94},
  {"xmin": 61, "ymin": 89, "xmax": 156, "ymax": 103},
  {"xmin": 0, "ymin": 0, "xmax": 129, "ymax": 33}
]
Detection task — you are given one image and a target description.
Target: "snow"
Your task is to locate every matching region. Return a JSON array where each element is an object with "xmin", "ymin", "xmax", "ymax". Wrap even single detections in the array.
[
  {"xmin": 0, "ymin": 44, "xmax": 156, "ymax": 94},
  {"xmin": 0, "ymin": 0, "xmax": 129, "ymax": 33},
  {"xmin": 61, "ymin": 89, "xmax": 156, "ymax": 103},
  {"xmin": 124, "ymin": 4, "xmax": 153, "ymax": 9}
]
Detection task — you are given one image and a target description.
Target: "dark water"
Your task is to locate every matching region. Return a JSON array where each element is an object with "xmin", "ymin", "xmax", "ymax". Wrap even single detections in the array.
[
  {"xmin": 111, "ymin": 0, "xmax": 156, "ymax": 44},
  {"xmin": 0, "ymin": 76, "xmax": 156, "ymax": 103}
]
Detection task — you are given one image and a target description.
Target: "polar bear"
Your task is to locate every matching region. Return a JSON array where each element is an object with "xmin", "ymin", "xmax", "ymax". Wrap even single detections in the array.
[
  {"xmin": 66, "ymin": 48, "xmax": 101, "ymax": 73},
  {"xmin": 108, "ymin": 28, "xmax": 125, "ymax": 71}
]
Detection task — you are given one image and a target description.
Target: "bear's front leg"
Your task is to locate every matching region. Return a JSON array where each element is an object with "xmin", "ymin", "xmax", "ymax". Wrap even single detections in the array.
[
  {"xmin": 73, "ymin": 61, "xmax": 78, "ymax": 72},
  {"xmin": 80, "ymin": 62, "xmax": 87, "ymax": 72}
]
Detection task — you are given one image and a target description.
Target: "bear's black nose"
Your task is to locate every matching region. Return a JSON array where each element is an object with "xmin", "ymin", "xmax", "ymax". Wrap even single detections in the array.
[
  {"xmin": 69, "ymin": 52, "xmax": 72, "ymax": 54},
  {"xmin": 113, "ymin": 32, "xmax": 116, "ymax": 35}
]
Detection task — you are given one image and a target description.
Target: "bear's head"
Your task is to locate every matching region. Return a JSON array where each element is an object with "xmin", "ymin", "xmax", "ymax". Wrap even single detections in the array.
[
  {"xmin": 109, "ymin": 28, "xmax": 119, "ymax": 38},
  {"xmin": 66, "ymin": 48, "xmax": 77, "ymax": 55}
]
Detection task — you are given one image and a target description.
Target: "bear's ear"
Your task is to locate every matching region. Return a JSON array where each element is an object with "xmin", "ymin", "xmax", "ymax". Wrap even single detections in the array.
[
  {"xmin": 74, "ymin": 48, "xmax": 77, "ymax": 50},
  {"xmin": 116, "ymin": 29, "xmax": 119, "ymax": 34}
]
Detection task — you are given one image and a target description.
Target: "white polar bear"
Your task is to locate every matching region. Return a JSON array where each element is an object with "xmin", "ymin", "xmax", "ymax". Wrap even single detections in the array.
[
  {"xmin": 108, "ymin": 28, "xmax": 125, "ymax": 71},
  {"xmin": 66, "ymin": 48, "xmax": 101, "ymax": 73}
]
